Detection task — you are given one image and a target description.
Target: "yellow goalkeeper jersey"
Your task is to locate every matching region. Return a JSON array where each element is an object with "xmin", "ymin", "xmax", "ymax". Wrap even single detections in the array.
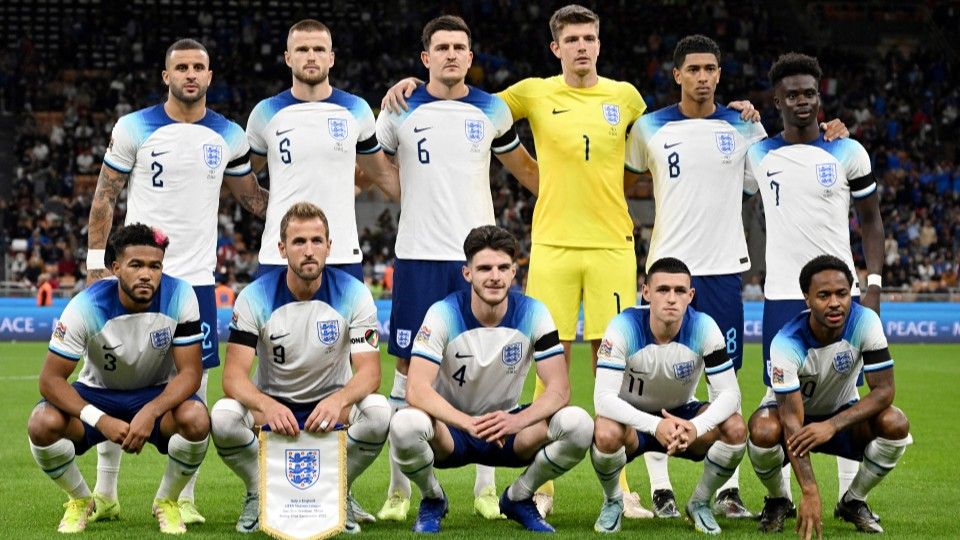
[{"xmin": 499, "ymin": 75, "xmax": 646, "ymax": 248}]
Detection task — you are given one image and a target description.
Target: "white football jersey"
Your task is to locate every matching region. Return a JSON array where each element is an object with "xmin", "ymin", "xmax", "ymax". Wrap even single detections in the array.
[
  {"xmin": 48, "ymin": 275, "xmax": 202, "ymax": 390},
  {"xmin": 376, "ymin": 86, "xmax": 520, "ymax": 260},
  {"xmin": 103, "ymin": 105, "xmax": 252, "ymax": 285},
  {"xmin": 596, "ymin": 305, "xmax": 734, "ymax": 412},
  {"xmin": 746, "ymin": 135, "xmax": 874, "ymax": 299},
  {"xmin": 229, "ymin": 267, "xmax": 379, "ymax": 404},
  {"xmin": 410, "ymin": 290, "xmax": 564, "ymax": 416},
  {"xmin": 767, "ymin": 304, "xmax": 891, "ymax": 416},
  {"xmin": 247, "ymin": 89, "xmax": 380, "ymax": 265},
  {"xmin": 626, "ymin": 104, "xmax": 766, "ymax": 275}
]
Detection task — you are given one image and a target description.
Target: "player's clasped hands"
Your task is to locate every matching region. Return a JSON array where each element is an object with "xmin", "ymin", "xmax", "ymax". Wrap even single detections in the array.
[
  {"xmin": 787, "ymin": 421, "xmax": 837, "ymax": 458},
  {"xmin": 305, "ymin": 396, "xmax": 344, "ymax": 433},
  {"xmin": 96, "ymin": 415, "xmax": 130, "ymax": 447},
  {"xmin": 261, "ymin": 398, "xmax": 300, "ymax": 436},
  {"xmin": 472, "ymin": 410, "xmax": 524, "ymax": 447},
  {"xmin": 656, "ymin": 409, "xmax": 697, "ymax": 456}
]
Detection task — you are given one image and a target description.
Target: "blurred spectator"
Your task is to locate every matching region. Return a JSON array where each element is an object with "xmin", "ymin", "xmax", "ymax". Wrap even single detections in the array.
[{"xmin": 36, "ymin": 273, "xmax": 54, "ymax": 306}]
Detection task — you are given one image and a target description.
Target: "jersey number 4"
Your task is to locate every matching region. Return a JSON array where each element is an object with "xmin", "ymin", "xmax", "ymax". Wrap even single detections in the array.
[{"xmin": 452, "ymin": 365, "xmax": 467, "ymax": 387}]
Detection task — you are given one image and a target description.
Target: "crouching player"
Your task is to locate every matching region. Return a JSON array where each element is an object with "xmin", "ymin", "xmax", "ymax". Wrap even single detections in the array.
[
  {"xmin": 591, "ymin": 257, "xmax": 746, "ymax": 535},
  {"xmin": 27, "ymin": 224, "xmax": 210, "ymax": 534},
  {"xmin": 748, "ymin": 255, "xmax": 911, "ymax": 538},
  {"xmin": 210, "ymin": 202, "xmax": 389, "ymax": 534},
  {"xmin": 389, "ymin": 225, "xmax": 593, "ymax": 533}
]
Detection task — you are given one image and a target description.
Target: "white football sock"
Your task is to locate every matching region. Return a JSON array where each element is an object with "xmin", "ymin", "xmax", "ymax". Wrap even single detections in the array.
[
  {"xmin": 508, "ymin": 406, "xmax": 592, "ymax": 500},
  {"xmin": 747, "ymin": 440, "xmax": 790, "ymax": 499},
  {"xmin": 211, "ymin": 399, "xmax": 259, "ymax": 493},
  {"xmin": 591, "ymin": 444, "xmax": 627, "ymax": 501},
  {"xmin": 31, "ymin": 438, "xmax": 91, "ymax": 499},
  {"xmin": 390, "ymin": 408, "xmax": 442, "ymax": 499},
  {"xmin": 346, "ymin": 395, "xmax": 390, "ymax": 487},
  {"xmin": 692, "ymin": 441, "xmax": 745, "ymax": 503},
  {"xmin": 156, "ymin": 434, "xmax": 208, "ymax": 500}
]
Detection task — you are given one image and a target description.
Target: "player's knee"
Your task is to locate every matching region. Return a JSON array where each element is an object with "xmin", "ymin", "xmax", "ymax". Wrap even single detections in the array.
[
  {"xmin": 592, "ymin": 416, "xmax": 626, "ymax": 453},
  {"xmin": 27, "ymin": 403, "xmax": 66, "ymax": 445},
  {"xmin": 354, "ymin": 394, "xmax": 391, "ymax": 441},
  {"xmin": 748, "ymin": 410, "xmax": 782, "ymax": 448},
  {"xmin": 210, "ymin": 398, "xmax": 252, "ymax": 447},
  {"xmin": 720, "ymin": 414, "xmax": 748, "ymax": 445},
  {"xmin": 388, "ymin": 408, "xmax": 432, "ymax": 451},
  {"xmin": 550, "ymin": 406, "xmax": 594, "ymax": 451},
  {"xmin": 875, "ymin": 405, "xmax": 910, "ymax": 440},
  {"xmin": 174, "ymin": 400, "xmax": 210, "ymax": 441}
]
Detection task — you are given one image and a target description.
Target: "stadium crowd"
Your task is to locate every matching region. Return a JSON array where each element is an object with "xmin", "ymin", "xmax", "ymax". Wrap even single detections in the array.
[{"xmin": 3, "ymin": 1, "xmax": 957, "ymax": 298}]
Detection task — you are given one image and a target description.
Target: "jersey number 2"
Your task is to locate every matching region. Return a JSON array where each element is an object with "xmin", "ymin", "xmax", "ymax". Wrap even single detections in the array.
[{"xmin": 151, "ymin": 161, "xmax": 164, "ymax": 187}]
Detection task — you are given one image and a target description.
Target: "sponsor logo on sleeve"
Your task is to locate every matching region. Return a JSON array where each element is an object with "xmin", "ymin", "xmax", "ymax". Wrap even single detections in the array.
[
  {"xmin": 597, "ymin": 339, "xmax": 613, "ymax": 358},
  {"xmin": 413, "ymin": 327, "xmax": 431, "ymax": 346},
  {"xmin": 364, "ymin": 328, "xmax": 379, "ymax": 348},
  {"xmin": 772, "ymin": 366, "xmax": 785, "ymax": 385},
  {"xmin": 53, "ymin": 321, "xmax": 67, "ymax": 341}
]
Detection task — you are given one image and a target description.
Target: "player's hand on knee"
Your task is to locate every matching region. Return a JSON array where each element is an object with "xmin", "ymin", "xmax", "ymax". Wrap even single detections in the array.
[
  {"xmin": 787, "ymin": 421, "xmax": 835, "ymax": 458},
  {"xmin": 381, "ymin": 78, "xmax": 422, "ymax": 113},
  {"xmin": 262, "ymin": 400, "xmax": 299, "ymax": 437},
  {"xmin": 305, "ymin": 397, "xmax": 343, "ymax": 433},
  {"xmin": 796, "ymin": 493, "xmax": 823, "ymax": 540},
  {"xmin": 474, "ymin": 410, "xmax": 522, "ymax": 443},
  {"xmin": 97, "ymin": 416, "xmax": 129, "ymax": 445},
  {"xmin": 728, "ymin": 100, "xmax": 761, "ymax": 122}
]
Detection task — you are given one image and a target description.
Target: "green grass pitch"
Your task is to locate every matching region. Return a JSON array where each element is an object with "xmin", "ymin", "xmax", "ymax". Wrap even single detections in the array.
[{"xmin": 1, "ymin": 342, "xmax": 957, "ymax": 538}]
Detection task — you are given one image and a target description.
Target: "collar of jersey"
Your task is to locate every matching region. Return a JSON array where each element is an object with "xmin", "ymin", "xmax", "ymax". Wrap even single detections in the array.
[{"xmin": 458, "ymin": 289, "xmax": 517, "ymax": 331}]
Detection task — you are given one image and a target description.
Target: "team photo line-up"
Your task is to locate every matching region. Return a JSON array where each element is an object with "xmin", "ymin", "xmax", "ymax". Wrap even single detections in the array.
[{"xmin": 26, "ymin": 3, "xmax": 910, "ymax": 538}]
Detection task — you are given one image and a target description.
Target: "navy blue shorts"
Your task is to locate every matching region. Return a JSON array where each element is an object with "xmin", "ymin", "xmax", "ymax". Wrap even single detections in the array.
[
  {"xmin": 762, "ymin": 298, "xmax": 863, "ymax": 387},
  {"xmin": 389, "ymin": 259, "xmax": 468, "ymax": 358},
  {"xmin": 254, "ymin": 263, "xmax": 363, "ymax": 282},
  {"xmin": 435, "ymin": 430, "xmax": 528, "ymax": 469},
  {"xmin": 690, "ymin": 274, "xmax": 743, "ymax": 370},
  {"xmin": 759, "ymin": 402, "xmax": 864, "ymax": 461},
  {"xmin": 259, "ymin": 396, "xmax": 347, "ymax": 432},
  {"xmin": 193, "ymin": 285, "xmax": 219, "ymax": 369},
  {"xmin": 67, "ymin": 382, "xmax": 203, "ymax": 455},
  {"xmin": 626, "ymin": 401, "xmax": 708, "ymax": 462}
]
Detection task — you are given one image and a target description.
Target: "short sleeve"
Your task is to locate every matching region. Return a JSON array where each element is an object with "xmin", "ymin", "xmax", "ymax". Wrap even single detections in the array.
[
  {"xmin": 843, "ymin": 140, "xmax": 875, "ymax": 199},
  {"xmin": 348, "ymin": 285, "xmax": 380, "ymax": 354},
  {"xmin": 596, "ymin": 313, "xmax": 632, "ymax": 372},
  {"xmin": 769, "ymin": 333, "xmax": 804, "ymax": 394},
  {"xmin": 245, "ymin": 100, "xmax": 270, "ymax": 156},
  {"xmin": 621, "ymin": 83, "xmax": 647, "ymax": 125},
  {"xmin": 743, "ymin": 149, "xmax": 759, "ymax": 195},
  {"xmin": 695, "ymin": 313, "xmax": 732, "ymax": 375},
  {"xmin": 48, "ymin": 300, "xmax": 90, "ymax": 361},
  {"xmin": 228, "ymin": 286, "xmax": 262, "ymax": 347},
  {"xmin": 530, "ymin": 301, "xmax": 563, "ymax": 361},
  {"xmin": 375, "ymin": 111, "xmax": 399, "ymax": 155},
  {"xmin": 354, "ymin": 98, "xmax": 380, "ymax": 154},
  {"xmin": 409, "ymin": 302, "xmax": 450, "ymax": 365},
  {"xmin": 624, "ymin": 118, "xmax": 648, "ymax": 173},
  {"xmin": 173, "ymin": 283, "xmax": 202, "ymax": 346},
  {"xmin": 489, "ymin": 95, "xmax": 520, "ymax": 154},
  {"xmin": 102, "ymin": 114, "xmax": 139, "ymax": 174},
  {"xmin": 224, "ymin": 121, "xmax": 252, "ymax": 176}
]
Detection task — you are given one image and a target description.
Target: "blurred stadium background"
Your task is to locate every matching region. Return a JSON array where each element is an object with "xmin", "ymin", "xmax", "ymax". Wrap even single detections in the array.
[{"xmin": 2, "ymin": 1, "xmax": 959, "ymax": 538}]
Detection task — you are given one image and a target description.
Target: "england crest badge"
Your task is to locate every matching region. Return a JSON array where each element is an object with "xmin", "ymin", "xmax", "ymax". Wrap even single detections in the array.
[
  {"xmin": 317, "ymin": 320, "xmax": 340, "ymax": 345},
  {"xmin": 816, "ymin": 163, "xmax": 837, "ymax": 187},
  {"xmin": 464, "ymin": 119, "xmax": 484, "ymax": 143},
  {"xmin": 202, "ymin": 144, "xmax": 222, "ymax": 169},
  {"xmin": 150, "ymin": 327, "xmax": 172, "ymax": 349},
  {"xmin": 501, "ymin": 342, "xmax": 523, "ymax": 367},
  {"xmin": 833, "ymin": 350, "xmax": 853, "ymax": 374},
  {"xmin": 396, "ymin": 329, "xmax": 412, "ymax": 349},
  {"xmin": 715, "ymin": 130, "xmax": 736, "ymax": 156},
  {"xmin": 673, "ymin": 360, "xmax": 695, "ymax": 383},
  {"xmin": 328, "ymin": 118, "xmax": 348, "ymax": 142},
  {"xmin": 286, "ymin": 449, "xmax": 320, "ymax": 490},
  {"xmin": 602, "ymin": 103, "xmax": 621, "ymax": 125}
]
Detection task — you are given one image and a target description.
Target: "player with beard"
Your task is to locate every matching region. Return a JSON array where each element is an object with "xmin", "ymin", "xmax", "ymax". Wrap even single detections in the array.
[
  {"xmin": 247, "ymin": 19, "xmax": 399, "ymax": 282},
  {"xmin": 389, "ymin": 225, "xmax": 592, "ymax": 533},
  {"xmin": 85, "ymin": 38, "xmax": 269, "ymax": 525},
  {"xmin": 28, "ymin": 223, "xmax": 209, "ymax": 534},
  {"xmin": 210, "ymin": 202, "xmax": 388, "ymax": 533}
]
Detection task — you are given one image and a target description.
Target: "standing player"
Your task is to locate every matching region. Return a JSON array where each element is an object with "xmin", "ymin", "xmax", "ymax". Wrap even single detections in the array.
[
  {"xmin": 210, "ymin": 202, "xmax": 389, "ymax": 533},
  {"xmin": 374, "ymin": 15, "xmax": 539, "ymax": 521},
  {"xmin": 247, "ymin": 19, "xmax": 400, "ymax": 281},
  {"xmin": 746, "ymin": 256, "xmax": 910, "ymax": 536},
  {"xmin": 390, "ymin": 225, "xmax": 593, "ymax": 533},
  {"xmin": 27, "ymin": 224, "xmax": 210, "ymax": 535},
  {"xmin": 591, "ymin": 257, "xmax": 746, "ymax": 535},
  {"xmin": 746, "ymin": 53, "xmax": 885, "ymax": 516},
  {"xmin": 85, "ymin": 38, "xmax": 267, "ymax": 524}
]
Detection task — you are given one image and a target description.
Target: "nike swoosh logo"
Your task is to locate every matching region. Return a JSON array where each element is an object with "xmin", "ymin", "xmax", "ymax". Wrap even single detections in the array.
[
  {"xmin": 102, "ymin": 344, "xmax": 121, "ymax": 350},
  {"xmin": 767, "ymin": 170, "xmax": 783, "ymax": 177},
  {"xmin": 628, "ymin": 368, "xmax": 648, "ymax": 375},
  {"xmin": 663, "ymin": 142, "xmax": 682, "ymax": 149},
  {"xmin": 202, "ymin": 353, "xmax": 215, "ymax": 362},
  {"xmin": 150, "ymin": 149, "xmax": 170, "ymax": 157},
  {"xmin": 602, "ymin": 513, "xmax": 621, "ymax": 531},
  {"xmin": 241, "ymin": 519, "xmax": 259, "ymax": 532},
  {"xmin": 552, "ymin": 108, "xmax": 570, "ymax": 114},
  {"xmin": 454, "ymin": 352, "xmax": 473, "ymax": 359},
  {"xmin": 413, "ymin": 126, "xmax": 432, "ymax": 133},
  {"xmin": 269, "ymin": 333, "xmax": 290, "ymax": 340},
  {"xmin": 275, "ymin": 128, "xmax": 294, "ymax": 136},
  {"xmin": 696, "ymin": 513, "xmax": 719, "ymax": 532}
]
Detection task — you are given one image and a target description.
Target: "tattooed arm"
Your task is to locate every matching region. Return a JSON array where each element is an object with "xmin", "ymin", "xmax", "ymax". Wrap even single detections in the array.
[
  {"xmin": 224, "ymin": 172, "xmax": 269, "ymax": 219},
  {"xmin": 86, "ymin": 165, "xmax": 129, "ymax": 283}
]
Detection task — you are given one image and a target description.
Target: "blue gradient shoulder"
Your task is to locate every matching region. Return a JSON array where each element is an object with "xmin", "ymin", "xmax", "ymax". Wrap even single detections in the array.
[
  {"xmin": 748, "ymin": 133, "xmax": 789, "ymax": 162},
  {"xmin": 157, "ymin": 274, "xmax": 195, "ymax": 319},
  {"xmin": 843, "ymin": 303, "xmax": 882, "ymax": 348},
  {"xmin": 196, "ymin": 108, "xmax": 247, "ymax": 148},
  {"xmin": 327, "ymin": 88, "xmax": 375, "ymax": 120}
]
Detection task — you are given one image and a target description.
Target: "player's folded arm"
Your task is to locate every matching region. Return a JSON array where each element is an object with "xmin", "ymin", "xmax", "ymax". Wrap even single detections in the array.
[
  {"xmin": 593, "ymin": 368, "xmax": 660, "ymax": 434},
  {"xmin": 691, "ymin": 361, "xmax": 741, "ymax": 438}
]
